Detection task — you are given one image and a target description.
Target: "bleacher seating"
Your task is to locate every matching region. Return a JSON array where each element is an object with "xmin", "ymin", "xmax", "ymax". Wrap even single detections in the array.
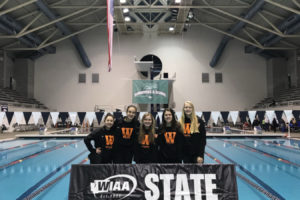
[
  {"xmin": 0, "ymin": 87, "xmax": 48, "ymax": 109},
  {"xmin": 253, "ymin": 87, "xmax": 300, "ymax": 109}
]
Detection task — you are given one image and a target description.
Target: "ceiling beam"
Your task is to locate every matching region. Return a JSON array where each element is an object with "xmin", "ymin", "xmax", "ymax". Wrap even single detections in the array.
[
  {"xmin": 264, "ymin": 0, "xmax": 300, "ymax": 15},
  {"xmin": 0, "ymin": 0, "xmax": 38, "ymax": 17},
  {"xmin": 5, "ymin": 23, "xmax": 102, "ymax": 51},
  {"xmin": 198, "ymin": 4, "xmax": 296, "ymax": 38},
  {"xmin": 194, "ymin": 16, "xmax": 296, "ymax": 50},
  {"xmin": 257, "ymin": 12, "xmax": 282, "ymax": 34},
  {"xmin": 0, "ymin": 0, "xmax": 9, "ymax": 10},
  {"xmin": 292, "ymin": 0, "xmax": 300, "ymax": 8},
  {"xmin": 175, "ymin": 0, "xmax": 193, "ymax": 33},
  {"xmin": 49, "ymin": 5, "xmax": 250, "ymax": 9}
]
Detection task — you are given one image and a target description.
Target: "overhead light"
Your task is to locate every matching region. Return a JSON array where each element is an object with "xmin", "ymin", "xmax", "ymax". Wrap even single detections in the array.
[
  {"xmin": 123, "ymin": 8, "xmax": 129, "ymax": 13},
  {"xmin": 169, "ymin": 27, "xmax": 174, "ymax": 31},
  {"xmin": 120, "ymin": 0, "xmax": 126, "ymax": 3},
  {"xmin": 175, "ymin": 0, "xmax": 181, "ymax": 3},
  {"xmin": 124, "ymin": 16, "xmax": 131, "ymax": 22}
]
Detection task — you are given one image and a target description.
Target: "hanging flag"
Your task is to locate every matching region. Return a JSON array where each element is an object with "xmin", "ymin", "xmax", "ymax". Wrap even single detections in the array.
[
  {"xmin": 0, "ymin": 112, "xmax": 5, "ymax": 125},
  {"xmin": 211, "ymin": 111, "xmax": 221, "ymax": 125},
  {"xmin": 32, "ymin": 112, "xmax": 42, "ymax": 125},
  {"xmin": 50, "ymin": 112, "xmax": 59, "ymax": 126},
  {"xmin": 107, "ymin": 0, "xmax": 114, "ymax": 72},
  {"xmin": 69, "ymin": 112, "xmax": 78, "ymax": 125},
  {"xmin": 229, "ymin": 111, "xmax": 239, "ymax": 125},
  {"xmin": 248, "ymin": 111, "xmax": 256, "ymax": 124},
  {"xmin": 196, "ymin": 112, "xmax": 203, "ymax": 118},
  {"xmin": 86, "ymin": 112, "xmax": 96, "ymax": 126},
  {"xmin": 175, "ymin": 112, "xmax": 182, "ymax": 121}
]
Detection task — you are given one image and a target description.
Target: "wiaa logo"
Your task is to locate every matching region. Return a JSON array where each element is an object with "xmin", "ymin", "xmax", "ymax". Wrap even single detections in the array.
[{"xmin": 90, "ymin": 174, "xmax": 137, "ymax": 199}]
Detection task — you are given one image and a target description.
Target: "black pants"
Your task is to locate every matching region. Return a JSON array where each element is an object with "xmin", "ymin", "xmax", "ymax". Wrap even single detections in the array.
[
  {"xmin": 88, "ymin": 153, "xmax": 102, "ymax": 164},
  {"xmin": 183, "ymin": 155, "xmax": 196, "ymax": 163},
  {"xmin": 114, "ymin": 147, "xmax": 133, "ymax": 164}
]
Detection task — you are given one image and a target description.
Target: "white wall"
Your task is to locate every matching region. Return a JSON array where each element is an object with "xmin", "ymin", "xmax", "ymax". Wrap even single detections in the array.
[{"xmin": 35, "ymin": 26, "xmax": 267, "ymax": 111}]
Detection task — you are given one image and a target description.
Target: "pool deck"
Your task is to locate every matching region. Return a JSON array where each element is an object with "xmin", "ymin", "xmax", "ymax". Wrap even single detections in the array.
[{"xmin": 1, "ymin": 130, "xmax": 300, "ymax": 141}]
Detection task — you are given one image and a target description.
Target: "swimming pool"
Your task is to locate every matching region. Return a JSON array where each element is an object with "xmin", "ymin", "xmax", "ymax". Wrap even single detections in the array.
[{"xmin": 0, "ymin": 137, "xmax": 299, "ymax": 200}]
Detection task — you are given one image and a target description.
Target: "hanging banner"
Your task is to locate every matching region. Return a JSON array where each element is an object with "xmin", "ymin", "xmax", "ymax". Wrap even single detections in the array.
[
  {"xmin": 196, "ymin": 112, "xmax": 203, "ymax": 119},
  {"xmin": 86, "ymin": 112, "xmax": 96, "ymax": 125},
  {"xmin": 284, "ymin": 110, "xmax": 294, "ymax": 122},
  {"xmin": 14, "ymin": 112, "xmax": 24, "ymax": 124},
  {"xmin": 211, "ymin": 111, "xmax": 221, "ymax": 124},
  {"xmin": 139, "ymin": 112, "xmax": 147, "ymax": 120},
  {"xmin": 266, "ymin": 110, "xmax": 275, "ymax": 121},
  {"xmin": 175, "ymin": 112, "xmax": 182, "ymax": 121},
  {"xmin": 0, "ymin": 112, "xmax": 5, "ymax": 125},
  {"xmin": 69, "ymin": 164, "xmax": 238, "ymax": 200},
  {"xmin": 229, "ymin": 111, "xmax": 239, "ymax": 125},
  {"xmin": 69, "ymin": 112, "xmax": 77, "ymax": 125},
  {"xmin": 50, "ymin": 112, "xmax": 59, "ymax": 125},
  {"xmin": 248, "ymin": 111, "xmax": 256, "ymax": 124},
  {"xmin": 132, "ymin": 80, "xmax": 168, "ymax": 104},
  {"xmin": 32, "ymin": 112, "xmax": 41, "ymax": 125}
]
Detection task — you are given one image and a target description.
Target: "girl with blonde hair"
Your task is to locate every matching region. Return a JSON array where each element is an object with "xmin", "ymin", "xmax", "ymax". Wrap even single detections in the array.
[
  {"xmin": 134, "ymin": 113, "xmax": 157, "ymax": 163},
  {"xmin": 180, "ymin": 101, "xmax": 206, "ymax": 163}
]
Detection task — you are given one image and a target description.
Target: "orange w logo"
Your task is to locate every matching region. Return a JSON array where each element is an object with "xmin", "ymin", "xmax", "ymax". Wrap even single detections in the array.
[
  {"xmin": 183, "ymin": 123, "xmax": 191, "ymax": 137},
  {"xmin": 121, "ymin": 128, "xmax": 133, "ymax": 139},
  {"xmin": 105, "ymin": 135, "xmax": 114, "ymax": 148},
  {"xmin": 164, "ymin": 132, "xmax": 176, "ymax": 144},
  {"xmin": 141, "ymin": 135, "xmax": 150, "ymax": 148}
]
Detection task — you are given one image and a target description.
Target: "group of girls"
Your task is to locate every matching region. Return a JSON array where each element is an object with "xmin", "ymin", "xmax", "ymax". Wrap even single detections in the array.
[{"xmin": 84, "ymin": 101, "xmax": 206, "ymax": 164}]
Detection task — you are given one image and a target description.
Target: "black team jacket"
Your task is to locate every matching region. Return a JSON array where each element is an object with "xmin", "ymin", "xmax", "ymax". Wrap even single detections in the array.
[
  {"xmin": 156, "ymin": 123, "xmax": 184, "ymax": 163},
  {"xmin": 84, "ymin": 126, "xmax": 118, "ymax": 162},
  {"xmin": 183, "ymin": 116, "xmax": 207, "ymax": 158},
  {"xmin": 114, "ymin": 118, "xmax": 140, "ymax": 151},
  {"xmin": 134, "ymin": 130, "xmax": 157, "ymax": 163}
]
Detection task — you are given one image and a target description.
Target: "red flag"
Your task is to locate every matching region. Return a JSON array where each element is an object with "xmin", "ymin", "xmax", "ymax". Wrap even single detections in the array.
[{"xmin": 107, "ymin": 0, "xmax": 114, "ymax": 72}]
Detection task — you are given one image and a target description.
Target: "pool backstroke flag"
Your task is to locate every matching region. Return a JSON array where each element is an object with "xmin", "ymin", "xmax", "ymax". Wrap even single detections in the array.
[
  {"xmin": 132, "ymin": 80, "xmax": 168, "ymax": 104},
  {"xmin": 69, "ymin": 164, "xmax": 238, "ymax": 200}
]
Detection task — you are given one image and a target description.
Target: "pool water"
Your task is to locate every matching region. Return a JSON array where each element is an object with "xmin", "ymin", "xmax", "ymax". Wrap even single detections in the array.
[{"xmin": 0, "ymin": 138, "xmax": 299, "ymax": 200}]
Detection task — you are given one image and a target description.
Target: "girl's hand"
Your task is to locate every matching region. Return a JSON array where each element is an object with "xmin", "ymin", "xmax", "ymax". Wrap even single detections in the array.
[
  {"xmin": 197, "ymin": 156, "xmax": 203, "ymax": 164},
  {"xmin": 96, "ymin": 147, "xmax": 101, "ymax": 154}
]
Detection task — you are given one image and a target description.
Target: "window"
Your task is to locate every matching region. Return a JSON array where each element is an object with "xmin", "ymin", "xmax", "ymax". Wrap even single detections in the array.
[
  {"xmin": 78, "ymin": 73, "xmax": 86, "ymax": 83},
  {"xmin": 202, "ymin": 73, "xmax": 209, "ymax": 83},
  {"xmin": 215, "ymin": 73, "xmax": 223, "ymax": 83},
  {"xmin": 92, "ymin": 73, "xmax": 99, "ymax": 83}
]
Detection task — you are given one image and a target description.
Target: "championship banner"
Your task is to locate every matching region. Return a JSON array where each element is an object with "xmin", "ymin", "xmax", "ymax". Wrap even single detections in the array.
[
  {"xmin": 69, "ymin": 164, "xmax": 238, "ymax": 200},
  {"xmin": 132, "ymin": 80, "xmax": 168, "ymax": 104}
]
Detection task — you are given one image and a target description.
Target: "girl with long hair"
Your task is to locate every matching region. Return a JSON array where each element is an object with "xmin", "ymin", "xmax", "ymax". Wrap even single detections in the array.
[
  {"xmin": 157, "ymin": 108, "xmax": 184, "ymax": 163},
  {"xmin": 84, "ymin": 113, "xmax": 118, "ymax": 164},
  {"xmin": 134, "ymin": 113, "xmax": 157, "ymax": 163},
  {"xmin": 114, "ymin": 105, "xmax": 140, "ymax": 163},
  {"xmin": 180, "ymin": 101, "xmax": 206, "ymax": 163}
]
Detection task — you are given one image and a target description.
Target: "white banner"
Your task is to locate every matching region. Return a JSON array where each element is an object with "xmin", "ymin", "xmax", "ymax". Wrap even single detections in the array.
[
  {"xmin": 196, "ymin": 112, "xmax": 203, "ymax": 118},
  {"xmin": 266, "ymin": 110, "xmax": 275, "ymax": 121},
  {"xmin": 32, "ymin": 112, "xmax": 41, "ymax": 125},
  {"xmin": 284, "ymin": 110, "xmax": 294, "ymax": 122},
  {"xmin": 0, "ymin": 112, "xmax": 5, "ymax": 125},
  {"xmin": 229, "ymin": 111, "xmax": 239, "ymax": 125},
  {"xmin": 15, "ymin": 112, "xmax": 24, "ymax": 124},
  {"xmin": 86, "ymin": 112, "xmax": 96, "ymax": 125},
  {"xmin": 69, "ymin": 112, "xmax": 77, "ymax": 125},
  {"xmin": 156, "ymin": 112, "xmax": 163, "ymax": 122},
  {"xmin": 248, "ymin": 111, "xmax": 256, "ymax": 124},
  {"xmin": 176, "ymin": 112, "xmax": 182, "ymax": 121},
  {"xmin": 211, "ymin": 111, "xmax": 221, "ymax": 124},
  {"xmin": 139, "ymin": 112, "xmax": 147, "ymax": 120},
  {"xmin": 50, "ymin": 112, "xmax": 59, "ymax": 125}
]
